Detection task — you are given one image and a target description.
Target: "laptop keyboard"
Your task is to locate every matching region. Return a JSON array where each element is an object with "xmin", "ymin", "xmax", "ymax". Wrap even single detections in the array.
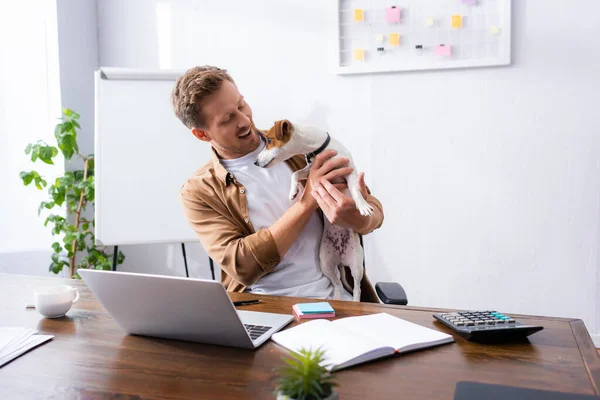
[{"xmin": 244, "ymin": 324, "xmax": 272, "ymax": 341}]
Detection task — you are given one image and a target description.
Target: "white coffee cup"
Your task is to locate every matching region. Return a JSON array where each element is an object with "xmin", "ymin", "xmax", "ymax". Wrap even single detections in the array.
[{"xmin": 33, "ymin": 285, "xmax": 80, "ymax": 318}]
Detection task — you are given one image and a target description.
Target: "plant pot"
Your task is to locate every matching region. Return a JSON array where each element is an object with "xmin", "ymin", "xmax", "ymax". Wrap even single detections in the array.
[{"xmin": 276, "ymin": 392, "xmax": 339, "ymax": 400}]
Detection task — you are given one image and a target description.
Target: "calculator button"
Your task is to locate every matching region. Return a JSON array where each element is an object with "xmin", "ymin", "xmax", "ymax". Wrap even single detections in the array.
[
  {"xmin": 475, "ymin": 321, "xmax": 486, "ymax": 325},
  {"xmin": 507, "ymin": 319, "xmax": 515, "ymax": 323},
  {"xmin": 456, "ymin": 322, "xmax": 465, "ymax": 326}
]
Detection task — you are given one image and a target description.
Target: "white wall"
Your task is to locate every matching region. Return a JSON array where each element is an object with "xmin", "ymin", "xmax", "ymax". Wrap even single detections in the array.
[
  {"xmin": 0, "ymin": 1, "xmax": 64, "ymax": 276},
  {"xmin": 56, "ymin": 0, "xmax": 99, "ymax": 161},
  {"xmin": 95, "ymin": 0, "xmax": 600, "ymax": 339}
]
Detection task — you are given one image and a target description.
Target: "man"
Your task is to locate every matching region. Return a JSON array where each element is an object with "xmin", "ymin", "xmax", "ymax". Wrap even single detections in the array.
[{"xmin": 171, "ymin": 65, "xmax": 384, "ymax": 302}]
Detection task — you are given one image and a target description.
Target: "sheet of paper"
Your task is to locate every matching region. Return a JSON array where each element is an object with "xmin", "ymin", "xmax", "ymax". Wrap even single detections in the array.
[
  {"xmin": 385, "ymin": 7, "xmax": 401, "ymax": 23},
  {"xmin": 353, "ymin": 9, "xmax": 364, "ymax": 22},
  {"xmin": 353, "ymin": 49, "xmax": 364, "ymax": 61},
  {"xmin": 0, "ymin": 328, "xmax": 34, "ymax": 355},
  {"xmin": 389, "ymin": 33, "xmax": 400, "ymax": 46},
  {"xmin": 452, "ymin": 15, "xmax": 462, "ymax": 29},
  {"xmin": 0, "ymin": 334, "xmax": 53, "ymax": 368},
  {"xmin": 426, "ymin": 17, "xmax": 435, "ymax": 27},
  {"xmin": 435, "ymin": 45, "xmax": 452, "ymax": 57}
]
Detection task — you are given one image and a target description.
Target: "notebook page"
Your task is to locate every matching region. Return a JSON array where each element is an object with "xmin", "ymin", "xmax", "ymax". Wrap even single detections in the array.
[
  {"xmin": 333, "ymin": 313, "xmax": 453, "ymax": 351},
  {"xmin": 271, "ymin": 319, "xmax": 392, "ymax": 371}
]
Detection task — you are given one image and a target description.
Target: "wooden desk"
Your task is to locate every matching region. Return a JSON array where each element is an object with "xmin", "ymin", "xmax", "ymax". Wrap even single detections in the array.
[{"xmin": 1, "ymin": 274, "xmax": 599, "ymax": 399}]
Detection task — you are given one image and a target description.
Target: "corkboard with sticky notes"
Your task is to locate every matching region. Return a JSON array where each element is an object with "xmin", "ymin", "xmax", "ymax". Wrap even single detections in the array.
[{"xmin": 336, "ymin": 0, "xmax": 512, "ymax": 75}]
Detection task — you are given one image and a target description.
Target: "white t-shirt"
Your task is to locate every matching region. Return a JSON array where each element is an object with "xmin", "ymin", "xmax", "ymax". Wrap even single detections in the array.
[{"xmin": 221, "ymin": 141, "xmax": 351, "ymax": 300}]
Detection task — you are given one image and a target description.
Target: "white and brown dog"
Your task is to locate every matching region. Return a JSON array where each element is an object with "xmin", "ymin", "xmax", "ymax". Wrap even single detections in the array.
[{"xmin": 254, "ymin": 120, "xmax": 372, "ymax": 301}]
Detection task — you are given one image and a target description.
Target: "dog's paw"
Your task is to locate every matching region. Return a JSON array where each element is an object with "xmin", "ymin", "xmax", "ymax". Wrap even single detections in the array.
[
  {"xmin": 289, "ymin": 183, "xmax": 303, "ymax": 202},
  {"xmin": 356, "ymin": 199, "xmax": 374, "ymax": 217}
]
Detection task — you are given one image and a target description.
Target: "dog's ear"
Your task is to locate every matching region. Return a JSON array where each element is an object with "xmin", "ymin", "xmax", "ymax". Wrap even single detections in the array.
[{"xmin": 274, "ymin": 119, "xmax": 292, "ymax": 141}]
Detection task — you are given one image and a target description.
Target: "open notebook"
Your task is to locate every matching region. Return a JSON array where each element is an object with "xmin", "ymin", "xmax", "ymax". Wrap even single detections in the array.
[{"xmin": 271, "ymin": 312, "xmax": 454, "ymax": 372}]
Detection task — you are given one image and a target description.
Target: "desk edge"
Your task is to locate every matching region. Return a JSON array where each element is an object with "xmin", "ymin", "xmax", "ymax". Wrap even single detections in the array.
[{"xmin": 571, "ymin": 319, "xmax": 600, "ymax": 395}]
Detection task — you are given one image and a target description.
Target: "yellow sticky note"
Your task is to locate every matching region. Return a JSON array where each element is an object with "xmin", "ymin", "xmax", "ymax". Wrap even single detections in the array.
[
  {"xmin": 452, "ymin": 15, "xmax": 462, "ymax": 28},
  {"xmin": 353, "ymin": 49, "xmax": 364, "ymax": 61},
  {"xmin": 389, "ymin": 33, "xmax": 400, "ymax": 46},
  {"xmin": 490, "ymin": 26, "xmax": 500, "ymax": 34},
  {"xmin": 426, "ymin": 17, "xmax": 435, "ymax": 27},
  {"xmin": 353, "ymin": 9, "xmax": 364, "ymax": 22},
  {"xmin": 376, "ymin": 34, "xmax": 384, "ymax": 42}
]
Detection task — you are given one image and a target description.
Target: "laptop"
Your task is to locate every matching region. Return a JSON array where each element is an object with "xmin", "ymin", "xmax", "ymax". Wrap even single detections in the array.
[{"xmin": 78, "ymin": 269, "xmax": 294, "ymax": 349}]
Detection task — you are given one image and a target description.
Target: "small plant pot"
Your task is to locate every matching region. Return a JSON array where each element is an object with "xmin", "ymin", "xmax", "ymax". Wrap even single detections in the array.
[{"xmin": 276, "ymin": 392, "xmax": 339, "ymax": 400}]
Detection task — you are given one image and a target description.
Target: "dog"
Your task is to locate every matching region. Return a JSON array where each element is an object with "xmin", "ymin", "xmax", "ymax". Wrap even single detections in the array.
[{"xmin": 254, "ymin": 120, "xmax": 372, "ymax": 301}]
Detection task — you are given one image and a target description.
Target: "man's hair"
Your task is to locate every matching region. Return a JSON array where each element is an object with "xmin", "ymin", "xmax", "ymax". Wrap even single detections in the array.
[{"xmin": 171, "ymin": 65, "xmax": 235, "ymax": 129}]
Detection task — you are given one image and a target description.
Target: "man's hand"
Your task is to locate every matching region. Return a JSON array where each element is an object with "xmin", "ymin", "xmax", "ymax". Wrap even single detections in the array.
[
  {"xmin": 311, "ymin": 172, "xmax": 370, "ymax": 232},
  {"xmin": 300, "ymin": 150, "xmax": 353, "ymax": 211}
]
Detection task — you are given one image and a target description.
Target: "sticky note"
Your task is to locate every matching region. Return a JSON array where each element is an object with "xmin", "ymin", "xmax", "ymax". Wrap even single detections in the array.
[
  {"xmin": 376, "ymin": 34, "xmax": 385, "ymax": 42},
  {"xmin": 490, "ymin": 26, "xmax": 500, "ymax": 34},
  {"xmin": 461, "ymin": 0, "xmax": 477, "ymax": 4},
  {"xmin": 426, "ymin": 17, "xmax": 435, "ymax": 27},
  {"xmin": 385, "ymin": 6, "xmax": 401, "ymax": 23},
  {"xmin": 353, "ymin": 49, "xmax": 364, "ymax": 61},
  {"xmin": 296, "ymin": 302, "xmax": 335, "ymax": 314},
  {"xmin": 389, "ymin": 33, "xmax": 400, "ymax": 46},
  {"xmin": 434, "ymin": 45, "xmax": 452, "ymax": 57},
  {"xmin": 353, "ymin": 9, "xmax": 364, "ymax": 22},
  {"xmin": 452, "ymin": 15, "xmax": 462, "ymax": 28}
]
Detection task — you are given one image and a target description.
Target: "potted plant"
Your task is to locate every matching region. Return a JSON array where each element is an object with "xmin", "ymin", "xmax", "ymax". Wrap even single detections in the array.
[
  {"xmin": 19, "ymin": 108, "xmax": 124, "ymax": 278},
  {"xmin": 274, "ymin": 347, "xmax": 339, "ymax": 400}
]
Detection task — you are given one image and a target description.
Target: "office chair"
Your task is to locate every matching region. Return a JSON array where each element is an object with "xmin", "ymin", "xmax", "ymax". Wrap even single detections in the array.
[{"xmin": 359, "ymin": 235, "xmax": 408, "ymax": 306}]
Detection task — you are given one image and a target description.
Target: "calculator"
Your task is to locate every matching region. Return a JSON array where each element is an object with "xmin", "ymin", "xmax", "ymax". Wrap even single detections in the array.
[{"xmin": 433, "ymin": 310, "xmax": 544, "ymax": 343}]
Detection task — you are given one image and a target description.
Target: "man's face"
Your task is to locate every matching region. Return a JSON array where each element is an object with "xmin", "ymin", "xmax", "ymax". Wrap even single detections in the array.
[{"xmin": 192, "ymin": 80, "xmax": 261, "ymax": 159}]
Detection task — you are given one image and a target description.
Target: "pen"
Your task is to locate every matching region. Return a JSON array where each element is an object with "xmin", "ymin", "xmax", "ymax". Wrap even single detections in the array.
[{"xmin": 233, "ymin": 300, "xmax": 262, "ymax": 306}]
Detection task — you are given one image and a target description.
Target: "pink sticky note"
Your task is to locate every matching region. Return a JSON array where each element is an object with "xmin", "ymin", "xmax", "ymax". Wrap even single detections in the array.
[
  {"xmin": 435, "ymin": 45, "xmax": 452, "ymax": 57},
  {"xmin": 386, "ymin": 7, "xmax": 401, "ymax": 23},
  {"xmin": 462, "ymin": 0, "xmax": 477, "ymax": 4}
]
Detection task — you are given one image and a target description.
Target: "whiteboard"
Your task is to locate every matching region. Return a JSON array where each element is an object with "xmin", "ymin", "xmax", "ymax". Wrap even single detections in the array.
[
  {"xmin": 94, "ymin": 68, "xmax": 211, "ymax": 246},
  {"xmin": 336, "ymin": 0, "xmax": 511, "ymax": 75}
]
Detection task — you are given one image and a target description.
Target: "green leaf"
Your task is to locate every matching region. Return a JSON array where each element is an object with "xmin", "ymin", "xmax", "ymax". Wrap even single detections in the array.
[
  {"xmin": 117, "ymin": 251, "xmax": 125, "ymax": 265},
  {"xmin": 57, "ymin": 133, "xmax": 76, "ymax": 160},
  {"xmin": 31, "ymin": 145, "xmax": 39, "ymax": 162},
  {"xmin": 39, "ymin": 146, "xmax": 56, "ymax": 165},
  {"xmin": 63, "ymin": 108, "xmax": 80, "ymax": 120},
  {"xmin": 87, "ymin": 158, "xmax": 95, "ymax": 174},
  {"xmin": 82, "ymin": 222, "xmax": 89, "ymax": 231},
  {"xmin": 38, "ymin": 201, "xmax": 55, "ymax": 216},
  {"xmin": 34, "ymin": 176, "xmax": 47, "ymax": 190},
  {"xmin": 60, "ymin": 120, "xmax": 73, "ymax": 134},
  {"xmin": 49, "ymin": 184, "xmax": 66, "ymax": 206},
  {"xmin": 20, "ymin": 171, "xmax": 33, "ymax": 185},
  {"xmin": 25, "ymin": 144, "xmax": 32, "ymax": 154},
  {"xmin": 52, "ymin": 242, "xmax": 62, "ymax": 253}
]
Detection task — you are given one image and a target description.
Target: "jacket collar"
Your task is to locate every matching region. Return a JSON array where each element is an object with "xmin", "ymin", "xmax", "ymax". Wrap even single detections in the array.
[
  {"xmin": 211, "ymin": 147, "xmax": 233, "ymax": 185},
  {"xmin": 211, "ymin": 147, "xmax": 307, "ymax": 186}
]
